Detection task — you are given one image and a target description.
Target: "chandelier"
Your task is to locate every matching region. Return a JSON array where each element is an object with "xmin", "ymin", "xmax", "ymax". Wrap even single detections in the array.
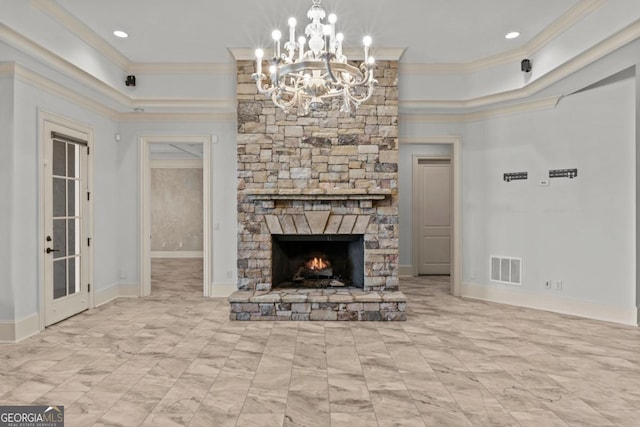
[{"xmin": 252, "ymin": 0, "xmax": 377, "ymax": 114}]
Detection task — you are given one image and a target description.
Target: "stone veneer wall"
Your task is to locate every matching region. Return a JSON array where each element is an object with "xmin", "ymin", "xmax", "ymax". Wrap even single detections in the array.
[{"xmin": 236, "ymin": 59, "xmax": 399, "ymax": 293}]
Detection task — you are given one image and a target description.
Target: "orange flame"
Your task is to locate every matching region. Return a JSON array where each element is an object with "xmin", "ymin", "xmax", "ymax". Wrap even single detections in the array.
[{"xmin": 306, "ymin": 257, "xmax": 330, "ymax": 271}]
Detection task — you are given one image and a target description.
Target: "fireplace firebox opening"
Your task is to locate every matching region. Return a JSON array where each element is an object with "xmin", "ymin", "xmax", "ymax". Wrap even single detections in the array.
[{"xmin": 272, "ymin": 234, "xmax": 364, "ymax": 289}]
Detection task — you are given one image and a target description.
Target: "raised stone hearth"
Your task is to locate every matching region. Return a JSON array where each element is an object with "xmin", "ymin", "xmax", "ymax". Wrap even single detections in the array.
[
  {"xmin": 231, "ymin": 59, "xmax": 406, "ymax": 320},
  {"xmin": 229, "ymin": 288, "xmax": 406, "ymax": 321}
]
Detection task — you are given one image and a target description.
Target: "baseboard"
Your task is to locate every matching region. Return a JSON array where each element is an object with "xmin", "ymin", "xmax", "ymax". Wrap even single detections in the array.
[
  {"xmin": 94, "ymin": 282, "xmax": 120, "ymax": 307},
  {"xmin": 462, "ymin": 282, "xmax": 637, "ymax": 326},
  {"xmin": 151, "ymin": 251, "xmax": 203, "ymax": 258},
  {"xmin": 119, "ymin": 283, "xmax": 140, "ymax": 297},
  {"xmin": 0, "ymin": 313, "xmax": 40, "ymax": 343},
  {"xmin": 399, "ymin": 265, "xmax": 414, "ymax": 277},
  {"xmin": 211, "ymin": 282, "xmax": 237, "ymax": 297}
]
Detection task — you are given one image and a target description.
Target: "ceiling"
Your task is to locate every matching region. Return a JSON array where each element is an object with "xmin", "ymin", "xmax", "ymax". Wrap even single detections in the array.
[{"xmin": 55, "ymin": 0, "xmax": 580, "ymax": 64}]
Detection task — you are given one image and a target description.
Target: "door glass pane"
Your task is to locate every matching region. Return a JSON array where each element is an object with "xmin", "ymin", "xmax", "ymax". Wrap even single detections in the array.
[
  {"xmin": 53, "ymin": 178, "xmax": 66, "ymax": 217},
  {"xmin": 68, "ymin": 257, "xmax": 77, "ymax": 295},
  {"xmin": 54, "ymin": 259, "xmax": 67, "ymax": 299},
  {"xmin": 68, "ymin": 180, "xmax": 77, "ymax": 216},
  {"xmin": 53, "ymin": 140, "xmax": 66, "ymax": 176},
  {"xmin": 53, "ymin": 219, "xmax": 67, "ymax": 257},
  {"xmin": 68, "ymin": 143, "xmax": 77, "ymax": 178},
  {"xmin": 68, "ymin": 219, "xmax": 79, "ymax": 256}
]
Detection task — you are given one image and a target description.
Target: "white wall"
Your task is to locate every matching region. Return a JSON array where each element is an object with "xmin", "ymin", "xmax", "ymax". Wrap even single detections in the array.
[
  {"xmin": 0, "ymin": 76, "xmax": 15, "ymax": 321},
  {"xmin": 462, "ymin": 75, "xmax": 635, "ymax": 319},
  {"xmin": 116, "ymin": 119, "xmax": 238, "ymax": 292}
]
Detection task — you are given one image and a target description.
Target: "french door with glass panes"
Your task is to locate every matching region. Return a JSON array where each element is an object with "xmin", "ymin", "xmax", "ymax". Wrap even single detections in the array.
[{"xmin": 44, "ymin": 124, "xmax": 90, "ymax": 326}]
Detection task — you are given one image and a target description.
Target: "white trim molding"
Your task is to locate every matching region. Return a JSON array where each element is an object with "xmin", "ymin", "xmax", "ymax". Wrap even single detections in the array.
[
  {"xmin": 400, "ymin": 96, "xmax": 561, "ymax": 122},
  {"xmin": 399, "ymin": 265, "xmax": 414, "ymax": 277},
  {"xmin": 0, "ymin": 314, "xmax": 40, "ymax": 343},
  {"xmin": 119, "ymin": 283, "xmax": 140, "ymax": 298},
  {"xmin": 150, "ymin": 159, "xmax": 203, "ymax": 169},
  {"xmin": 463, "ymin": 282, "xmax": 638, "ymax": 326},
  {"xmin": 210, "ymin": 282, "xmax": 238, "ymax": 298},
  {"xmin": 151, "ymin": 251, "xmax": 204, "ymax": 258},
  {"xmin": 94, "ymin": 282, "xmax": 120, "ymax": 307},
  {"xmin": 117, "ymin": 112, "xmax": 236, "ymax": 122}
]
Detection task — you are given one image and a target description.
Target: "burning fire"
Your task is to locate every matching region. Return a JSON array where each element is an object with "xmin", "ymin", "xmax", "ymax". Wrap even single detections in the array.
[{"xmin": 306, "ymin": 257, "xmax": 330, "ymax": 271}]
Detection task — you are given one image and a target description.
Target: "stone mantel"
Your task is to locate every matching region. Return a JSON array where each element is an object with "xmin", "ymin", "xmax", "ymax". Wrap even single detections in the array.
[{"xmin": 241, "ymin": 188, "xmax": 394, "ymax": 201}]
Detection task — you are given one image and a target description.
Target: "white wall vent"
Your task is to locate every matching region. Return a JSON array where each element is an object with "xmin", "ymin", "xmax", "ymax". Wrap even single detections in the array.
[{"xmin": 490, "ymin": 256, "xmax": 522, "ymax": 285}]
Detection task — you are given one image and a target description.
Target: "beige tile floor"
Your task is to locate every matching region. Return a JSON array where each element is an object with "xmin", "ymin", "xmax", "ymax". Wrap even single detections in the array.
[{"xmin": 2, "ymin": 259, "xmax": 640, "ymax": 426}]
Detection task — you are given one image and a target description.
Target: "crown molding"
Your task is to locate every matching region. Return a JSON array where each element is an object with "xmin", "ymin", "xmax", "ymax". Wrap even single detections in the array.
[
  {"xmin": 117, "ymin": 111, "xmax": 236, "ymax": 122},
  {"xmin": 0, "ymin": 62, "xmax": 16, "ymax": 76},
  {"xmin": 399, "ymin": 136, "xmax": 462, "ymax": 145},
  {"xmin": 12, "ymin": 62, "xmax": 119, "ymax": 119},
  {"xmin": 129, "ymin": 62, "xmax": 236, "ymax": 74},
  {"xmin": 130, "ymin": 98, "xmax": 235, "ymax": 112},
  {"xmin": 400, "ymin": 96, "xmax": 561, "ymax": 123},
  {"xmin": 30, "ymin": 0, "xmax": 131, "ymax": 69},
  {"xmin": 524, "ymin": 0, "xmax": 606, "ymax": 56}
]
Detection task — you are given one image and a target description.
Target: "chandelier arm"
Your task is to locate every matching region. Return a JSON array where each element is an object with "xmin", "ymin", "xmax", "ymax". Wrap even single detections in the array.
[
  {"xmin": 254, "ymin": 76, "xmax": 273, "ymax": 96},
  {"xmin": 341, "ymin": 81, "xmax": 376, "ymax": 106},
  {"xmin": 323, "ymin": 53, "xmax": 338, "ymax": 83},
  {"xmin": 271, "ymin": 90, "xmax": 298, "ymax": 111}
]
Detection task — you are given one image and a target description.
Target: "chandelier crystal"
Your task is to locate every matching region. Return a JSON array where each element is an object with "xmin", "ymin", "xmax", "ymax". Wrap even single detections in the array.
[{"xmin": 252, "ymin": 0, "xmax": 377, "ymax": 114}]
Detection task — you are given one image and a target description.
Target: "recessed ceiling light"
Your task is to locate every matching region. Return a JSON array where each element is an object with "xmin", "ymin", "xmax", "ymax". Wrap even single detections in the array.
[
  {"xmin": 113, "ymin": 30, "xmax": 129, "ymax": 38},
  {"xmin": 505, "ymin": 31, "xmax": 520, "ymax": 39}
]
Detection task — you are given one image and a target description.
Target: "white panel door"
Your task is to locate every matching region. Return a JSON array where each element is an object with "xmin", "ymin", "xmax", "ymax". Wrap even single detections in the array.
[
  {"xmin": 418, "ymin": 159, "xmax": 451, "ymax": 275},
  {"xmin": 43, "ymin": 123, "xmax": 90, "ymax": 326}
]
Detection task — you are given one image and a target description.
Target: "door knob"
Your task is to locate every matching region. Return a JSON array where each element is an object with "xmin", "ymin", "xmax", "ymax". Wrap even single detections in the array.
[{"xmin": 46, "ymin": 248, "xmax": 60, "ymax": 254}]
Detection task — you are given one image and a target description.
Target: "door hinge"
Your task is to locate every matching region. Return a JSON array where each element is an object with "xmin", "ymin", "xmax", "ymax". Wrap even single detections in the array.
[
  {"xmin": 88, "ymin": 283, "xmax": 91, "ymax": 292},
  {"xmin": 87, "ymin": 237, "xmax": 91, "ymax": 246},
  {"xmin": 87, "ymin": 192, "xmax": 90, "ymax": 201},
  {"xmin": 87, "ymin": 146, "xmax": 90, "ymax": 155}
]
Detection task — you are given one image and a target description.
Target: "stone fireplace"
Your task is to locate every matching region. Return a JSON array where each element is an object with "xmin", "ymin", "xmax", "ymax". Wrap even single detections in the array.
[{"xmin": 229, "ymin": 59, "xmax": 406, "ymax": 321}]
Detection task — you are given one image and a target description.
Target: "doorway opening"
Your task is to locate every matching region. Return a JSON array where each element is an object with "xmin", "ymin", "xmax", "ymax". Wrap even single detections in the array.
[
  {"xmin": 404, "ymin": 137, "xmax": 461, "ymax": 297},
  {"xmin": 139, "ymin": 136, "xmax": 212, "ymax": 297}
]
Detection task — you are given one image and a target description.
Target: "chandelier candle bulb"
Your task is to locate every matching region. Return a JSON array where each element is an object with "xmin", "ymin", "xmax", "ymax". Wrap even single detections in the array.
[
  {"xmin": 288, "ymin": 17, "xmax": 296, "ymax": 44},
  {"xmin": 272, "ymin": 29, "xmax": 281, "ymax": 57},
  {"xmin": 336, "ymin": 32, "xmax": 343, "ymax": 57},
  {"xmin": 323, "ymin": 25, "xmax": 331, "ymax": 52},
  {"xmin": 328, "ymin": 13, "xmax": 337, "ymax": 44},
  {"xmin": 363, "ymin": 35, "xmax": 372, "ymax": 62},
  {"xmin": 255, "ymin": 48, "xmax": 264, "ymax": 75}
]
